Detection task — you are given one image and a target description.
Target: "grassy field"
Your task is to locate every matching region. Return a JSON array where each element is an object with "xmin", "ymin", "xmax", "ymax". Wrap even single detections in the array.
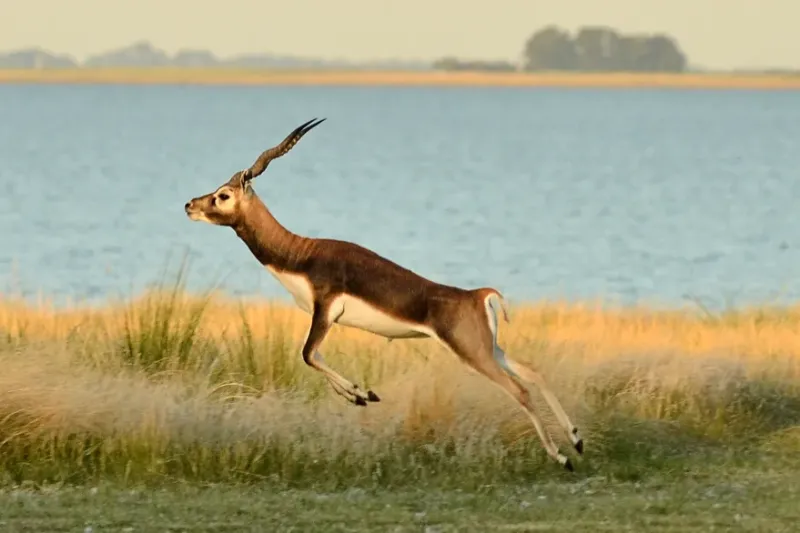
[
  {"xmin": 1, "ymin": 68, "xmax": 800, "ymax": 89},
  {"xmin": 2, "ymin": 474, "xmax": 799, "ymax": 532},
  {"xmin": 2, "ymin": 268, "xmax": 800, "ymax": 528}
]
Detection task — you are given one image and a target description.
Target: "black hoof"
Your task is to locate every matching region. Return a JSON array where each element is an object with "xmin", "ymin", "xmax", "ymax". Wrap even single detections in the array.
[
  {"xmin": 367, "ymin": 390, "xmax": 381, "ymax": 402},
  {"xmin": 354, "ymin": 396, "xmax": 368, "ymax": 407},
  {"xmin": 575, "ymin": 439, "xmax": 584, "ymax": 455},
  {"xmin": 563, "ymin": 458, "xmax": 574, "ymax": 472}
]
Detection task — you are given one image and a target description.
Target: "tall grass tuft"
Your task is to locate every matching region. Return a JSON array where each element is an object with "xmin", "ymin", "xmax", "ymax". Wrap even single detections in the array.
[
  {"xmin": 1, "ymin": 268, "xmax": 800, "ymax": 488},
  {"xmin": 117, "ymin": 260, "xmax": 215, "ymax": 376}
]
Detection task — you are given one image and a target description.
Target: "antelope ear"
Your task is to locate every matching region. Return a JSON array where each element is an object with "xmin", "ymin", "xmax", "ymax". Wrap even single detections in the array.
[
  {"xmin": 240, "ymin": 169, "xmax": 254, "ymax": 188},
  {"xmin": 230, "ymin": 169, "xmax": 249, "ymax": 188},
  {"xmin": 242, "ymin": 169, "xmax": 255, "ymax": 192}
]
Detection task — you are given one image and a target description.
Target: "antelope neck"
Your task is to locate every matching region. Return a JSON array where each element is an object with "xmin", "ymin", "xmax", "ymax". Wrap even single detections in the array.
[{"xmin": 232, "ymin": 195, "xmax": 305, "ymax": 270}]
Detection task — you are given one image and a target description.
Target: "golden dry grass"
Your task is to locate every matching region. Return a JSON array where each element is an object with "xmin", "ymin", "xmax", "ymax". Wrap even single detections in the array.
[
  {"xmin": 1, "ymin": 68, "xmax": 799, "ymax": 89},
  {"xmin": 6, "ymin": 291, "xmax": 800, "ymax": 363},
  {"xmin": 1, "ymin": 280, "xmax": 800, "ymax": 488}
]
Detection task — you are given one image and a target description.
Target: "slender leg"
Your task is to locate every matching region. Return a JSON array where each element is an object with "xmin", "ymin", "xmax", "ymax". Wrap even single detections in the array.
[
  {"xmin": 302, "ymin": 301, "xmax": 380, "ymax": 406},
  {"xmin": 495, "ymin": 347, "xmax": 584, "ymax": 455},
  {"xmin": 438, "ymin": 333, "xmax": 573, "ymax": 471},
  {"xmin": 482, "ymin": 298, "xmax": 583, "ymax": 455}
]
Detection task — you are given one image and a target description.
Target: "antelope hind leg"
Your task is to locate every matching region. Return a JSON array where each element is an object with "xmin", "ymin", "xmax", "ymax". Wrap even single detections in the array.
[{"xmin": 495, "ymin": 346, "xmax": 584, "ymax": 454}]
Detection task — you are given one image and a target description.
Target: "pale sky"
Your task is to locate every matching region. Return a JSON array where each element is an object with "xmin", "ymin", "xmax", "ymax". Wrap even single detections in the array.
[{"xmin": 2, "ymin": 0, "xmax": 797, "ymax": 70}]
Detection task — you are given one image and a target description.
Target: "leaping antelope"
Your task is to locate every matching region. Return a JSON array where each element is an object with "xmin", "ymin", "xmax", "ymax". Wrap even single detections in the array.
[{"xmin": 184, "ymin": 118, "xmax": 583, "ymax": 470}]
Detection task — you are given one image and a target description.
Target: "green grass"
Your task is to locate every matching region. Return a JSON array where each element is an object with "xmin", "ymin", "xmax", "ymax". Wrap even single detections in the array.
[{"xmin": 2, "ymin": 470, "xmax": 800, "ymax": 532}]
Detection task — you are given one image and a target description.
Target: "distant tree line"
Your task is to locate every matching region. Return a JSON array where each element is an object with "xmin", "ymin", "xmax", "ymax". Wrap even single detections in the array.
[
  {"xmin": 434, "ymin": 25, "xmax": 688, "ymax": 73},
  {"xmin": 524, "ymin": 25, "xmax": 687, "ymax": 72}
]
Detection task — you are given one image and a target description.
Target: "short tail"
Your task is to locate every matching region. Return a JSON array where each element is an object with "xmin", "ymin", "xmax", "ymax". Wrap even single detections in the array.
[{"xmin": 482, "ymin": 288, "xmax": 510, "ymax": 340}]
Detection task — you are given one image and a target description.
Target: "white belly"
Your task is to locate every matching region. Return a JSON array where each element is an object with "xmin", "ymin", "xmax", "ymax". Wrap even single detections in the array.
[
  {"xmin": 265, "ymin": 266, "xmax": 431, "ymax": 340},
  {"xmin": 329, "ymin": 294, "xmax": 430, "ymax": 339}
]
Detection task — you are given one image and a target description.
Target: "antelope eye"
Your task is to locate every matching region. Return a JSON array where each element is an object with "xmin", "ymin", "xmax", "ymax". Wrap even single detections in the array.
[{"xmin": 218, "ymin": 193, "xmax": 230, "ymax": 201}]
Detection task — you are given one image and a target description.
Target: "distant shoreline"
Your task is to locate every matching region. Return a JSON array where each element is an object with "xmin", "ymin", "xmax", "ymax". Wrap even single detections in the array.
[{"xmin": 2, "ymin": 68, "xmax": 800, "ymax": 89}]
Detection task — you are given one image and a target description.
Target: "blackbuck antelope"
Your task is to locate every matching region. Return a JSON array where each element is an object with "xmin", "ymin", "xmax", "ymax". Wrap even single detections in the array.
[{"xmin": 184, "ymin": 118, "xmax": 583, "ymax": 470}]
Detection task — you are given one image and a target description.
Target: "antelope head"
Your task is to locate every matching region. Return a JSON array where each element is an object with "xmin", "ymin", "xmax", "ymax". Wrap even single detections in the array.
[{"xmin": 184, "ymin": 117, "xmax": 326, "ymax": 227}]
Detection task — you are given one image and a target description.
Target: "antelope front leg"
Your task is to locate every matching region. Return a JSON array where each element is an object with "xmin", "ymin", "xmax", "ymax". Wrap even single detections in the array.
[
  {"xmin": 314, "ymin": 353, "xmax": 381, "ymax": 406},
  {"xmin": 301, "ymin": 302, "xmax": 381, "ymax": 406}
]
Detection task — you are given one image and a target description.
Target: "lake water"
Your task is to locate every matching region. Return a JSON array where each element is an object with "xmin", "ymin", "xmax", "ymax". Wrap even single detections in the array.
[{"xmin": 1, "ymin": 84, "xmax": 799, "ymax": 310}]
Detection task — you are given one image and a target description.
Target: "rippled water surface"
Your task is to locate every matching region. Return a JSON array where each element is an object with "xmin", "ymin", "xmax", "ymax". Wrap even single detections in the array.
[{"xmin": 1, "ymin": 84, "xmax": 799, "ymax": 309}]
